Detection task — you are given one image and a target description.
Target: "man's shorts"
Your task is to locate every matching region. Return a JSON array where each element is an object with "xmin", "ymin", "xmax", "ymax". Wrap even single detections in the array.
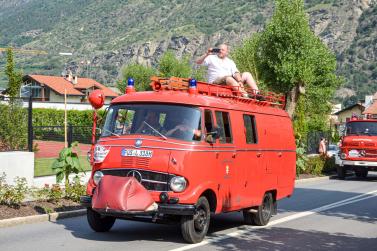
[{"xmin": 212, "ymin": 76, "xmax": 231, "ymax": 85}]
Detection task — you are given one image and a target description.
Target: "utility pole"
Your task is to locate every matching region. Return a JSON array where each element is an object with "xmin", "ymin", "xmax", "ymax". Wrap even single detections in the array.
[{"xmin": 59, "ymin": 52, "xmax": 73, "ymax": 148}]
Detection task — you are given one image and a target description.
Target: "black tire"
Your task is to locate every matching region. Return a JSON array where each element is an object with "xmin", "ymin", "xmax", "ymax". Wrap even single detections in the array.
[
  {"xmin": 87, "ymin": 208, "xmax": 116, "ymax": 232},
  {"xmin": 355, "ymin": 169, "xmax": 368, "ymax": 178},
  {"xmin": 248, "ymin": 193, "xmax": 274, "ymax": 226},
  {"xmin": 180, "ymin": 197, "xmax": 211, "ymax": 244},
  {"xmin": 337, "ymin": 166, "xmax": 346, "ymax": 180}
]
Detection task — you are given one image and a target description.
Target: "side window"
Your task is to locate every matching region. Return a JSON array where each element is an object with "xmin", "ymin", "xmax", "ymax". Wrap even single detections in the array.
[
  {"xmin": 243, "ymin": 114, "xmax": 257, "ymax": 144},
  {"xmin": 215, "ymin": 111, "xmax": 232, "ymax": 143},
  {"xmin": 204, "ymin": 109, "xmax": 214, "ymax": 134}
]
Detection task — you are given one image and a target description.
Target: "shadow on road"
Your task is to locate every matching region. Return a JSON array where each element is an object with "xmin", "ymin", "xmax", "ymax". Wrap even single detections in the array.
[
  {"xmin": 55, "ymin": 216, "xmax": 186, "ymax": 243},
  {"xmin": 206, "ymin": 227, "xmax": 377, "ymax": 251},
  {"xmin": 329, "ymin": 171, "xmax": 377, "ymax": 182},
  {"xmin": 52, "ymin": 182, "xmax": 377, "ymax": 245}
]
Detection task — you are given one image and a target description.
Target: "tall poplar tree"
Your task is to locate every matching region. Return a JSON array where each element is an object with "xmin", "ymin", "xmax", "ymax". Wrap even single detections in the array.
[
  {"xmin": 234, "ymin": 0, "xmax": 340, "ymax": 120},
  {"xmin": 5, "ymin": 48, "xmax": 23, "ymax": 98}
]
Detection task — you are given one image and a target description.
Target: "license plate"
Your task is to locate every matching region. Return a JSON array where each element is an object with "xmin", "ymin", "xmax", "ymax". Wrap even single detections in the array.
[
  {"xmin": 121, "ymin": 149, "xmax": 153, "ymax": 158},
  {"xmin": 348, "ymin": 150, "xmax": 359, "ymax": 157}
]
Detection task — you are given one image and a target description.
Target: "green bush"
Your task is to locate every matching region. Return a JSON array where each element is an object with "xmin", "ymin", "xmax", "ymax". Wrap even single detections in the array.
[
  {"xmin": 118, "ymin": 63, "xmax": 157, "ymax": 92},
  {"xmin": 32, "ymin": 108, "xmax": 105, "ymax": 142},
  {"xmin": 34, "ymin": 184, "xmax": 63, "ymax": 203},
  {"xmin": 0, "ymin": 103, "xmax": 27, "ymax": 151},
  {"xmin": 65, "ymin": 176, "xmax": 86, "ymax": 202},
  {"xmin": 0, "ymin": 173, "xmax": 28, "ymax": 208},
  {"xmin": 158, "ymin": 51, "xmax": 192, "ymax": 78},
  {"xmin": 305, "ymin": 156, "xmax": 325, "ymax": 176}
]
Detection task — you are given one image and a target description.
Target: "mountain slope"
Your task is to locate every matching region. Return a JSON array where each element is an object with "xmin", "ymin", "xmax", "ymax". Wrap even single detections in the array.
[{"xmin": 0, "ymin": 0, "xmax": 376, "ymax": 100}]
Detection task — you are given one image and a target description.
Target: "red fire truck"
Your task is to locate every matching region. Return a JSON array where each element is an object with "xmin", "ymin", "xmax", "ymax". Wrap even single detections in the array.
[
  {"xmin": 337, "ymin": 117, "xmax": 377, "ymax": 179},
  {"xmin": 81, "ymin": 77, "xmax": 296, "ymax": 243}
]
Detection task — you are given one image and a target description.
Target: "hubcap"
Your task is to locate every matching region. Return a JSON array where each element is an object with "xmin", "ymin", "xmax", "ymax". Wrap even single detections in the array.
[{"xmin": 194, "ymin": 208, "xmax": 207, "ymax": 231}]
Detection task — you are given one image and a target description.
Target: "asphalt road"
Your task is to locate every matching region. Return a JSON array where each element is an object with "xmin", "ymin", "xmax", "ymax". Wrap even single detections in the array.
[{"xmin": 1, "ymin": 173, "xmax": 376, "ymax": 251}]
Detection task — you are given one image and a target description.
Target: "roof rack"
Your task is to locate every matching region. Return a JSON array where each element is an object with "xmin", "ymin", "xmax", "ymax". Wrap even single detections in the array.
[{"xmin": 150, "ymin": 77, "xmax": 286, "ymax": 109}]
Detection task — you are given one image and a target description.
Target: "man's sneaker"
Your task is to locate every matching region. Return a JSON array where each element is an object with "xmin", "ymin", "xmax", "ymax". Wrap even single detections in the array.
[{"xmin": 256, "ymin": 95, "xmax": 266, "ymax": 101}]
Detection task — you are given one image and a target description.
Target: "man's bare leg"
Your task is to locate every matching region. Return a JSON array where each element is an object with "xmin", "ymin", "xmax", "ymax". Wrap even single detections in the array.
[
  {"xmin": 226, "ymin": 76, "xmax": 247, "ymax": 96},
  {"xmin": 241, "ymin": 72, "xmax": 258, "ymax": 92}
]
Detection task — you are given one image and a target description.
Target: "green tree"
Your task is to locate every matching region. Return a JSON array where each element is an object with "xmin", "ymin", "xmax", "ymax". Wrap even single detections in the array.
[
  {"xmin": 157, "ymin": 51, "xmax": 192, "ymax": 78},
  {"xmin": 232, "ymin": 34, "xmax": 262, "ymax": 86},
  {"xmin": 5, "ymin": 48, "xmax": 23, "ymax": 98},
  {"xmin": 118, "ymin": 63, "xmax": 157, "ymax": 92},
  {"xmin": 255, "ymin": 0, "xmax": 340, "ymax": 118}
]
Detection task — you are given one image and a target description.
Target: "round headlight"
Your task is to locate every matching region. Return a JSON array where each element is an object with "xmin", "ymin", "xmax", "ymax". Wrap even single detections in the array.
[
  {"xmin": 93, "ymin": 171, "xmax": 104, "ymax": 185},
  {"xmin": 341, "ymin": 153, "xmax": 347, "ymax": 159},
  {"xmin": 170, "ymin": 176, "xmax": 187, "ymax": 192}
]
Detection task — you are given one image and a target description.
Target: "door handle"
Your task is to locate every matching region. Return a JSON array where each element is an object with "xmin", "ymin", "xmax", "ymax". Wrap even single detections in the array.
[
  {"xmin": 232, "ymin": 152, "xmax": 237, "ymax": 158},
  {"xmin": 278, "ymin": 152, "xmax": 282, "ymax": 157},
  {"xmin": 257, "ymin": 152, "xmax": 262, "ymax": 157}
]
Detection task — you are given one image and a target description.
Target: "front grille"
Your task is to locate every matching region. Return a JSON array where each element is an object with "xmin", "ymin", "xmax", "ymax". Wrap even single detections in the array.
[
  {"xmin": 101, "ymin": 168, "xmax": 173, "ymax": 191},
  {"xmin": 365, "ymin": 149, "xmax": 377, "ymax": 157},
  {"xmin": 121, "ymin": 157, "xmax": 150, "ymax": 168}
]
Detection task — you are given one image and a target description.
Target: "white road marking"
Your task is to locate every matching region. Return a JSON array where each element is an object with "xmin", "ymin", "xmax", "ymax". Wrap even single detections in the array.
[{"xmin": 170, "ymin": 189, "xmax": 377, "ymax": 251}]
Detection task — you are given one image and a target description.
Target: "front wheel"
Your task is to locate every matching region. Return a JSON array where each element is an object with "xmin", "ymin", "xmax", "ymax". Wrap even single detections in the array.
[
  {"xmin": 87, "ymin": 208, "xmax": 116, "ymax": 232},
  {"xmin": 244, "ymin": 192, "xmax": 274, "ymax": 226},
  {"xmin": 180, "ymin": 197, "xmax": 211, "ymax": 244}
]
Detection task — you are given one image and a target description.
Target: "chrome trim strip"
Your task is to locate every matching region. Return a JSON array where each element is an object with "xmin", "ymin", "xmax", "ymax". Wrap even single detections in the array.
[
  {"xmin": 101, "ymin": 168, "xmax": 169, "ymax": 175},
  {"xmin": 142, "ymin": 179, "xmax": 167, "ymax": 184}
]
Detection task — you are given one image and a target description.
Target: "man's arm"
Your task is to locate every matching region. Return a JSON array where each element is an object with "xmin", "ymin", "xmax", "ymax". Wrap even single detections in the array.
[{"xmin": 196, "ymin": 48, "xmax": 212, "ymax": 64}]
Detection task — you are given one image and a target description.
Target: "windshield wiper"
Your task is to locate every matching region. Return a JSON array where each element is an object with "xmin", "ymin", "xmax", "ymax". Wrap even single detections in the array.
[
  {"xmin": 143, "ymin": 121, "xmax": 167, "ymax": 140},
  {"xmin": 103, "ymin": 129, "xmax": 120, "ymax": 137}
]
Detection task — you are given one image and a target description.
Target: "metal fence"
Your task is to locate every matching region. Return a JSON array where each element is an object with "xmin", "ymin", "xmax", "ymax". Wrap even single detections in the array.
[
  {"xmin": 33, "ymin": 125, "xmax": 94, "ymax": 146},
  {"xmin": 0, "ymin": 96, "xmax": 32, "ymax": 152}
]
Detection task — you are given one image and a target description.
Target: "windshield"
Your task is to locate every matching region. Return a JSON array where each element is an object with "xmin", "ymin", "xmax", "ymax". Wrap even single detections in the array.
[
  {"xmin": 345, "ymin": 121, "xmax": 377, "ymax": 136},
  {"xmin": 101, "ymin": 104, "xmax": 202, "ymax": 141}
]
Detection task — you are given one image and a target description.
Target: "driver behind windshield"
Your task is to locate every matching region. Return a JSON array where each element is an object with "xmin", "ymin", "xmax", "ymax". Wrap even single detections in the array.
[
  {"xmin": 166, "ymin": 117, "xmax": 202, "ymax": 141},
  {"xmin": 136, "ymin": 111, "xmax": 162, "ymax": 135}
]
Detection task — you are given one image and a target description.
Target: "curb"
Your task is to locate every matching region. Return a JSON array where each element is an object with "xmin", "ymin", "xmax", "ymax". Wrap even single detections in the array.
[
  {"xmin": 0, "ymin": 209, "xmax": 86, "ymax": 228},
  {"xmin": 295, "ymin": 176, "xmax": 330, "ymax": 183}
]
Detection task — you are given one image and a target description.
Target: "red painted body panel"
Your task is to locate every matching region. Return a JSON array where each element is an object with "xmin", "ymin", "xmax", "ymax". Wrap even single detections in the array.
[{"xmin": 86, "ymin": 86, "xmax": 296, "ymax": 214}]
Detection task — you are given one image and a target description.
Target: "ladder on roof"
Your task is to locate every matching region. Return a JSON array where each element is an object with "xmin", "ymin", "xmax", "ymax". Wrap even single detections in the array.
[{"xmin": 150, "ymin": 76, "xmax": 286, "ymax": 109}]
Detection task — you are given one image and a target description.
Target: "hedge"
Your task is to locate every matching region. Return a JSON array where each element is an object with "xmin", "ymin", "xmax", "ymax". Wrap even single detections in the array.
[{"xmin": 33, "ymin": 108, "xmax": 106, "ymax": 127}]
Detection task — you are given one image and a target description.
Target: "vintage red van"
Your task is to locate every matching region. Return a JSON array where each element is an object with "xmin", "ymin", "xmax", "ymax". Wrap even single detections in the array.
[
  {"xmin": 338, "ymin": 117, "xmax": 377, "ymax": 179},
  {"xmin": 81, "ymin": 77, "xmax": 296, "ymax": 243}
]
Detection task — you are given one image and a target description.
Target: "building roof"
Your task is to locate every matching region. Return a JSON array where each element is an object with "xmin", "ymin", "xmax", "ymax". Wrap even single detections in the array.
[
  {"xmin": 25, "ymin": 75, "xmax": 118, "ymax": 97},
  {"xmin": 333, "ymin": 103, "xmax": 365, "ymax": 115},
  {"xmin": 363, "ymin": 101, "xmax": 377, "ymax": 115}
]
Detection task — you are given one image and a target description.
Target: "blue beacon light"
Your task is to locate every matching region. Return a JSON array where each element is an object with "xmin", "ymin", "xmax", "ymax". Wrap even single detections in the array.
[
  {"xmin": 126, "ymin": 77, "xmax": 135, "ymax": 93},
  {"xmin": 188, "ymin": 78, "xmax": 197, "ymax": 94}
]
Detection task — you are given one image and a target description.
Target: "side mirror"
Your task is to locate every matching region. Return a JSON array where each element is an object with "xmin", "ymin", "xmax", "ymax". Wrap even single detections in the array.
[{"xmin": 96, "ymin": 127, "xmax": 102, "ymax": 135}]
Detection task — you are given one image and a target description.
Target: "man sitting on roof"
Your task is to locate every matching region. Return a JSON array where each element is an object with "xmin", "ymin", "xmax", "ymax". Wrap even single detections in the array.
[{"xmin": 196, "ymin": 43, "xmax": 258, "ymax": 98}]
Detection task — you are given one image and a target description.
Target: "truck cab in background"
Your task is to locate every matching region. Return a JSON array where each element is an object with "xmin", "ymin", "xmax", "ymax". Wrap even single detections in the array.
[{"xmin": 338, "ymin": 118, "xmax": 377, "ymax": 179}]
